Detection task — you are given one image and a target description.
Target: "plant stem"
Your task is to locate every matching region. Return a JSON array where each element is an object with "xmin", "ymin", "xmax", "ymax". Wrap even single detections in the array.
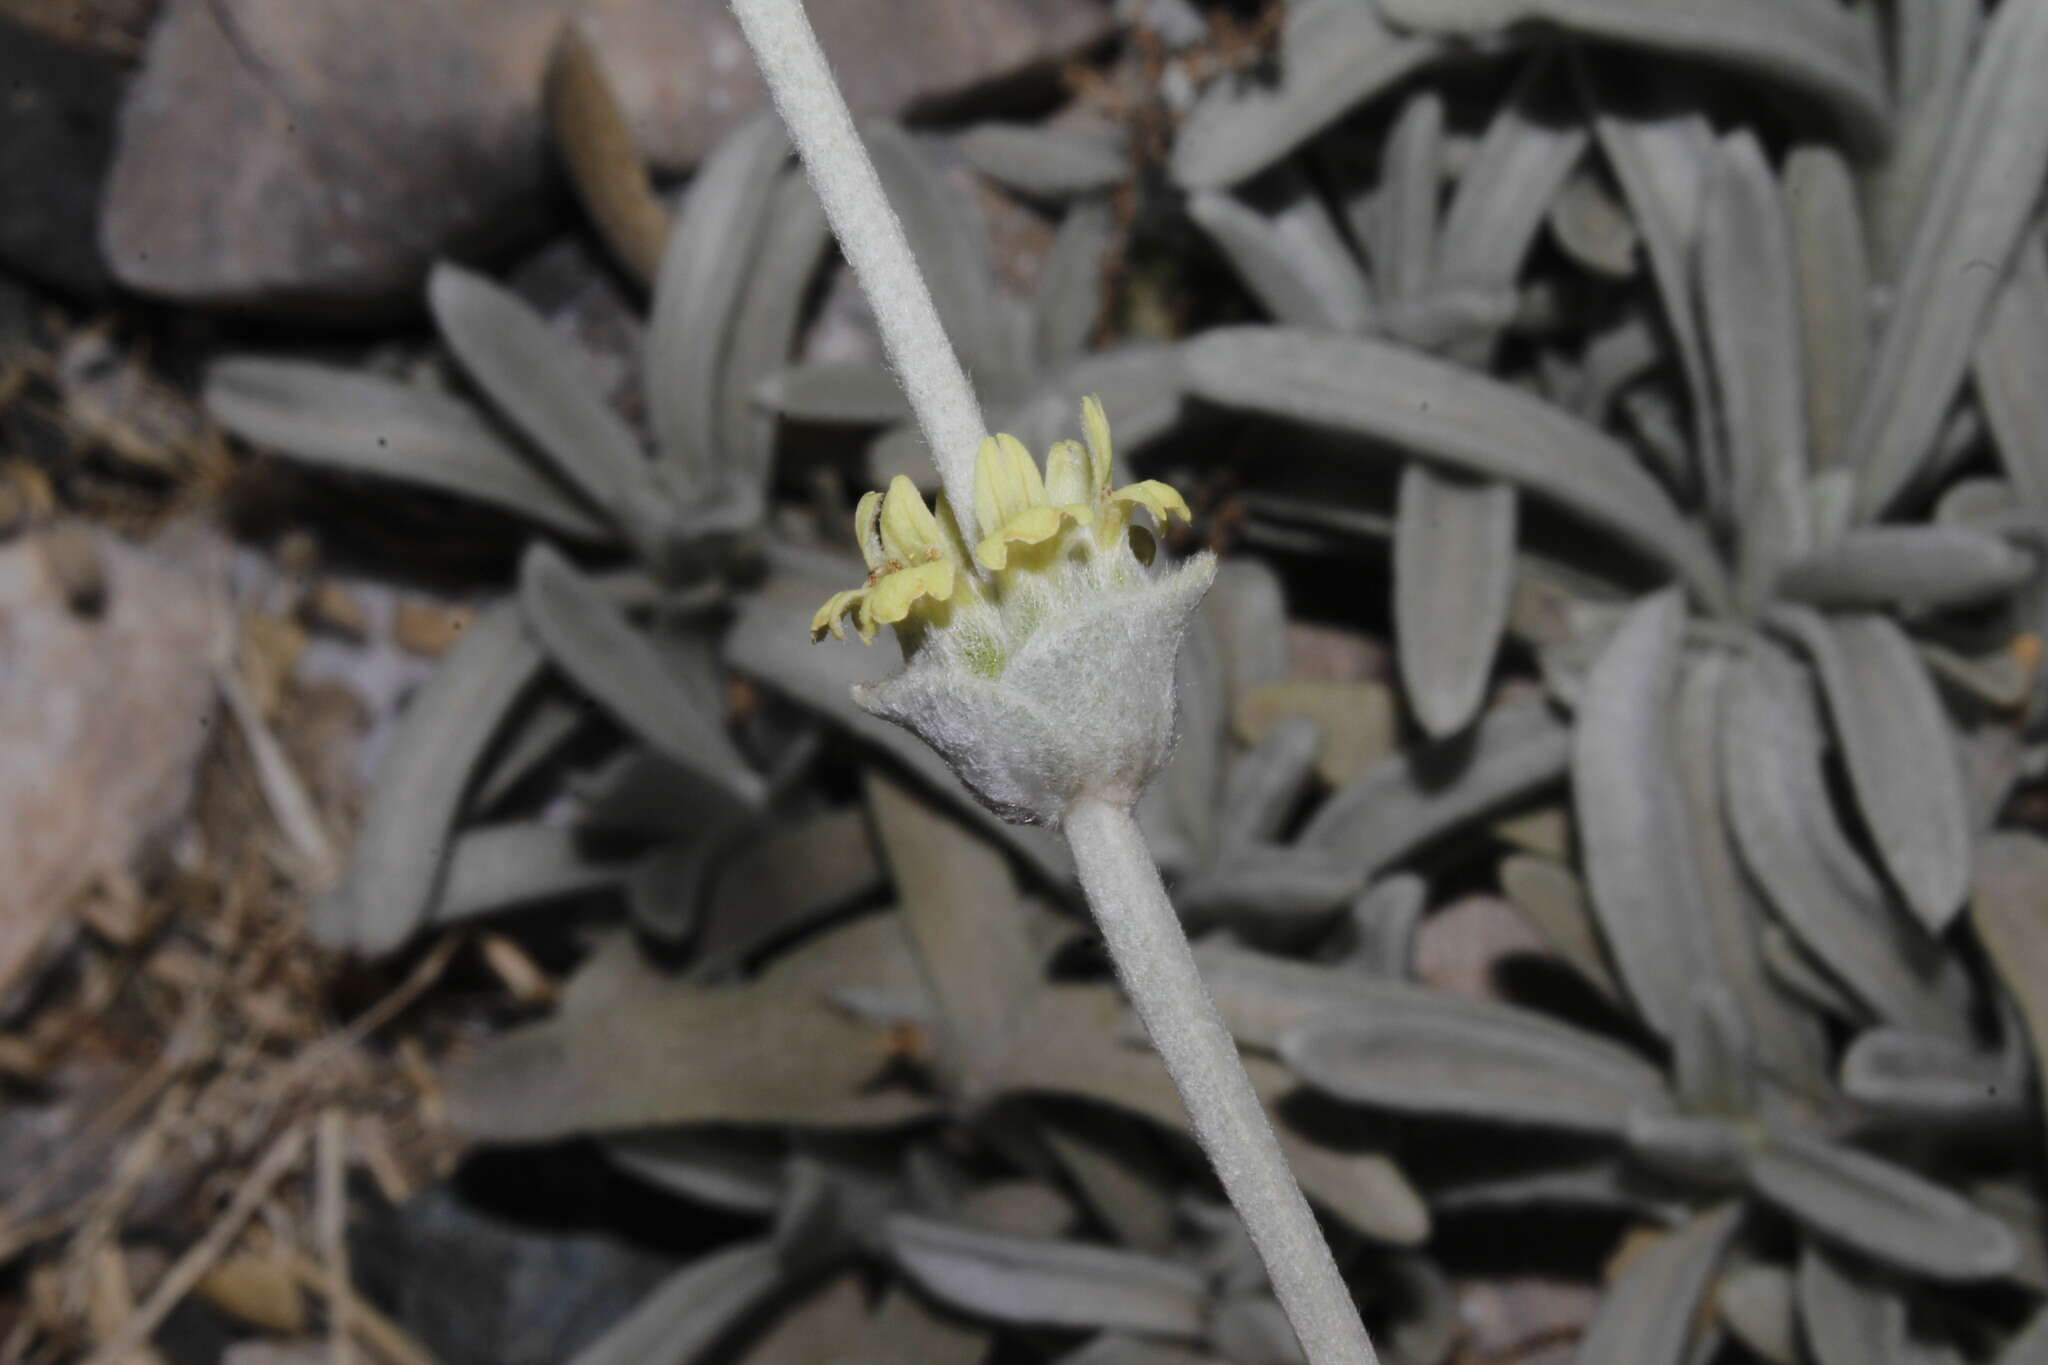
[
  {"xmin": 1064, "ymin": 796, "xmax": 1380, "ymax": 1365},
  {"xmin": 726, "ymin": 0, "xmax": 988, "ymax": 538}
]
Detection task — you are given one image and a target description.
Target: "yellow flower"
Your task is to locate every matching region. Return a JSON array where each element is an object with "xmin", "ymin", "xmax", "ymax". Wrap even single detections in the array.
[{"xmin": 810, "ymin": 475, "xmax": 965, "ymax": 641}]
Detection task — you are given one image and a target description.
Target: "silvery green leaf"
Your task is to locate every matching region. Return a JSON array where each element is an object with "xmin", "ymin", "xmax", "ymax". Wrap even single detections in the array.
[
  {"xmin": 1673, "ymin": 984, "xmax": 1757, "ymax": 1119},
  {"xmin": 1435, "ymin": 53, "xmax": 1586, "ymax": 299},
  {"xmin": 1583, "ymin": 67, "xmax": 1719, "ymax": 508},
  {"xmin": 428, "ymin": 263, "xmax": 676, "ymax": 556},
  {"xmin": 719, "ymin": 169, "xmax": 830, "ymax": 506},
  {"xmin": 1799, "ymin": 1242, "xmax": 1906, "ymax": 1365},
  {"xmin": 426, "ymin": 821, "xmax": 630, "ymax": 925},
  {"xmin": 1548, "ymin": 166, "xmax": 1638, "ymax": 279},
  {"xmin": 976, "ymin": 344, "xmax": 1189, "ymax": 479},
  {"xmin": 1848, "ymin": 0, "xmax": 2048, "ymax": 516},
  {"xmin": 446, "ymin": 920, "xmax": 939, "ymax": 1139},
  {"xmin": 1776, "ymin": 526, "xmax": 2032, "ymax": 610},
  {"xmin": 1574, "ymin": 308, "xmax": 1660, "ymax": 424},
  {"xmin": 202, "ymin": 358, "xmax": 612, "ymax": 542},
  {"xmin": 1624, "ymin": 1112, "xmax": 1752, "ymax": 1190},
  {"xmin": 866, "ymin": 123, "xmax": 1008, "ymax": 395},
  {"xmin": 604, "ymin": 1130, "xmax": 784, "ymax": 1215},
  {"xmin": 1772, "ymin": 607, "xmax": 1972, "ymax": 932},
  {"xmin": 1210, "ymin": 1294, "xmax": 1302, "ymax": 1365},
  {"xmin": 1760, "ymin": 924, "xmax": 1871, "ymax": 1026},
  {"xmin": 1221, "ymin": 715, "xmax": 1322, "ymax": 848},
  {"xmin": 627, "ymin": 832, "xmax": 734, "ymax": 944},
  {"xmin": 1749, "ymin": 1127, "xmax": 2018, "ymax": 1280},
  {"xmin": 1997, "ymin": 1308, "xmax": 2048, "ymax": 1365},
  {"xmin": 1970, "ymin": 833, "xmax": 2048, "ymax": 1151},
  {"xmin": 884, "ymin": 1214, "xmax": 1206, "ymax": 1338},
  {"xmin": 1863, "ymin": 0, "xmax": 1981, "ymax": 281},
  {"xmin": 1142, "ymin": 599, "xmax": 1226, "ymax": 874},
  {"xmin": 1934, "ymin": 475, "xmax": 2025, "ymax": 530},
  {"xmin": 314, "ymin": 600, "xmax": 542, "ymax": 954},
  {"xmin": 1575, "ymin": 1204, "xmax": 1744, "ymax": 1365},
  {"xmin": 1035, "ymin": 1107, "xmax": 1180, "ymax": 1253},
  {"xmin": 1004, "ymin": 984, "xmax": 1431, "ymax": 1244},
  {"xmin": 1279, "ymin": 1006, "xmax": 1673, "ymax": 1134},
  {"xmin": 1699, "ymin": 132, "xmax": 1807, "ymax": 572},
  {"xmin": 1302, "ymin": 700, "xmax": 1570, "ymax": 882},
  {"xmin": 1182, "ymin": 328, "xmax": 1728, "ymax": 606},
  {"xmin": 755, "ymin": 362, "xmax": 911, "ymax": 425},
  {"xmin": 1187, "ymin": 183, "xmax": 1372, "ymax": 333},
  {"xmin": 520, "ymin": 546, "xmax": 763, "ymax": 807},
  {"xmin": 1178, "ymin": 845, "xmax": 1358, "ymax": 929},
  {"xmin": 866, "ymin": 772, "xmax": 1039, "ymax": 1099},
  {"xmin": 1383, "ymin": 0, "xmax": 1886, "ymax": 149},
  {"xmin": 1345, "ymin": 874, "xmax": 1425, "ymax": 979},
  {"xmin": 1395, "ymin": 467, "xmax": 1516, "ymax": 738},
  {"xmin": 1170, "ymin": 0, "xmax": 1436, "ymax": 190},
  {"xmin": 473, "ymin": 693, "xmax": 589, "ymax": 814},
  {"xmin": 1976, "ymin": 234, "xmax": 2048, "ymax": 520},
  {"xmin": 1035, "ymin": 198, "xmax": 1115, "ymax": 369},
  {"xmin": 684, "ymin": 807, "xmax": 889, "ymax": 978},
  {"xmin": 1206, "ymin": 557, "xmax": 1292, "ymax": 700},
  {"xmin": 1498, "ymin": 854, "xmax": 1622, "ymax": 1000},
  {"xmin": 646, "ymin": 114, "xmax": 788, "ymax": 498},
  {"xmin": 1673, "ymin": 649, "xmax": 1831, "ymax": 1091},
  {"xmin": 1718, "ymin": 1262, "xmax": 1798, "ymax": 1365},
  {"xmin": 1375, "ymin": 89, "xmax": 1444, "ymax": 304},
  {"xmin": 1783, "ymin": 145, "xmax": 1868, "ymax": 470},
  {"xmin": 1429, "ymin": 1159, "xmax": 1686, "ymax": 1220},
  {"xmin": 568, "ymin": 1240, "xmax": 783, "ymax": 1365},
  {"xmin": 1922, "ymin": 644, "xmax": 2036, "ymax": 718},
  {"xmin": 1721, "ymin": 645, "xmax": 1970, "ymax": 1037},
  {"xmin": 1839, "ymin": 1027, "xmax": 2026, "ymax": 1126},
  {"xmin": 1572, "ymin": 589, "xmax": 1714, "ymax": 1038},
  {"xmin": 959, "ymin": 122, "xmax": 1127, "ymax": 200}
]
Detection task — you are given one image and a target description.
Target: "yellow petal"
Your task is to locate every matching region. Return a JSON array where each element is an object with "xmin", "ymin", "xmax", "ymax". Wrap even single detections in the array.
[
  {"xmin": 869, "ymin": 559, "xmax": 956, "ymax": 625},
  {"xmin": 1110, "ymin": 479, "xmax": 1191, "ymax": 525},
  {"xmin": 853, "ymin": 490, "xmax": 885, "ymax": 572},
  {"xmin": 974, "ymin": 432, "xmax": 1047, "ymax": 536},
  {"xmin": 1081, "ymin": 395, "xmax": 1113, "ymax": 490},
  {"xmin": 975, "ymin": 505, "xmax": 1070, "ymax": 570},
  {"xmin": 879, "ymin": 475, "xmax": 946, "ymax": 563},
  {"xmin": 1044, "ymin": 439, "xmax": 1091, "ymax": 507},
  {"xmin": 811, "ymin": 587, "xmax": 869, "ymax": 642}
]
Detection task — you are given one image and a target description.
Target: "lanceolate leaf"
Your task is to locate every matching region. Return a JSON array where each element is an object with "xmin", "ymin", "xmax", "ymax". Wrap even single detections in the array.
[
  {"xmin": 1575, "ymin": 1204, "xmax": 1743, "ymax": 1365},
  {"xmin": 568, "ymin": 1240, "xmax": 783, "ymax": 1365},
  {"xmin": 1863, "ymin": 0, "xmax": 1982, "ymax": 283},
  {"xmin": 1718, "ymin": 1262, "xmax": 1798, "ymax": 1365},
  {"xmin": 1783, "ymin": 145, "xmax": 1868, "ymax": 470},
  {"xmin": 1395, "ymin": 467, "xmax": 1516, "ymax": 738},
  {"xmin": 959, "ymin": 122, "xmax": 1128, "ymax": 200},
  {"xmin": 427, "ymin": 821, "xmax": 632, "ymax": 925},
  {"xmin": 1749, "ymin": 1127, "xmax": 2017, "ymax": 1281},
  {"xmin": 1035, "ymin": 198, "xmax": 1115, "ymax": 370},
  {"xmin": 1170, "ymin": 0, "xmax": 1437, "ymax": 190},
  {"xmin": 1775, "ymin": 526, "xmax": 2032, "ymax": 610},
  {"xmin": 1572, "ymin": 589, "xmax": 1714, "ymax": 1038},
  {"xmin": 1798, "ymin": 1242, "xmax": 1906, "ymax": 1365},
  {"xmin": 1435, "ymin": 53, "xmax": 1587, "ymax": 298},
  {"xmin": 1498, "ymin": 854, "xmax": 1622, "ymax": 1000},
  {"xmin": 1187, "ymin": 183, "xmax": 1372, "ymax": 333},
  {"xmin": 719, "ymin": 169, "xmax": 832, "ymax": 508},
  {"xmin": 521, "ymin": 546, "xmax": 764, "ymax": 808},
  {"xmin": 1847, "ymin": 0, "xmax": 2048, "ymax": 516},
  {"xmin": 313, "ymin": 600, "xmax": 543, "ymax": 954},
  {"xmin": 1975, "ymin": 234, "xmax": 2048, "ymax": 520},
  {"xmin": 1182, "ymin": 328, "xmax": 1728, "ymax": 606},
  {"xmin": 1971, "ymin": 834, "xmax": 2048, "ymax": 1155},
  {"xmin": 1302, "ymin": 700, "xmax": 1570, "ymax": 882},
  {"xmin": 1772, "ymin": 607, "xmax": 1971, "ymax": 933},
  {"xmin": 756, "ymin": 362, "xmax": 912, "ymax": 426},
  {"xmin": 885, "ymin": 1214, "xmax": 1207, "ymax": 1338},
  {"xmin": 646, "ymin": 114, "xmax": 789, "ymax": 499},
  {"xmin": 1839, "ymin": 1027, "xmax": 2027, "ymax": 1126},
  {"xmin": 867, "ymin": 123, "xmax": 1008, "ymax": 395},
  {"xmin": 203, "ymin": 359, "xmax": 613, "ymax": 542},
  {"xmin": 1375, "ymin": 89, "xmax": 1444, "ymax": 304}
]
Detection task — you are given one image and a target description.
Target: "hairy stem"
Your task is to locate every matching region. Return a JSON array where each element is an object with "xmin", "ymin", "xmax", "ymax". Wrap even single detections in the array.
[
  {"xmin": 727, "ymin": 0, "xmax": 988, "ymax": 538},
  {"xmin": 1064, "ymin": 796, "xmax": 1379, "ymax": 1365}
]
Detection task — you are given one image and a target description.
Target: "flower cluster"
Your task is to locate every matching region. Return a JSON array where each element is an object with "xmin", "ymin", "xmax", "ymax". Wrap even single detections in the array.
[{"xmin": 810, "ymin": 398, "xmax": 1215, "ymax": 824}]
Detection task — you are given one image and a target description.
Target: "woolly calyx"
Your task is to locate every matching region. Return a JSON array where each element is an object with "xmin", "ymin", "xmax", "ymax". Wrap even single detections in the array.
[{"xmin": 812, "ymin": 397, "xmax": 1213, "ymax": 824}]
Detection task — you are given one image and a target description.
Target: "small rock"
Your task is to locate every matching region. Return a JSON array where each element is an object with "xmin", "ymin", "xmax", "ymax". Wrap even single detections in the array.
[
  {"xmin": 392, "ymin": 599, "xmax": 477, "ymax": 657},
  {"xmin": 0, "ymin": 18, "xmax": 125, "ymax": 298},
  {"xmin": 1285, "ymin": 620, "xmax": 1389, "ymax": 683},
  {"xmin": 306, "ymin": 580, "xmax": 369, "ymax": 640},
  {"xmin": 1414, "ymin": 894, "xmax": 1550, "ymax": 1001}
]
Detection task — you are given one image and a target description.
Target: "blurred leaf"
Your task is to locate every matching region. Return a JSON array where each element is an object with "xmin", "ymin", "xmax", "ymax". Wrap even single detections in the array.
[
  {"xmin": 1035, "ymin": 1107, "xmax": 1180, "ymax": 1253},
  {"xmin": 1772, "ymin": 607, "xmax": 1971, "ymax": 932},
  {"xmin": 428, "ymin": 263, "xmax": 675, "ymax": 555},
  {"xmin": 1575, "ymin": 1204, "xmax": 1743, "ymax": 1365},
  {"xmin": 568, "ymin": 1240, "xmax": 783, "ymax": 1365},
  {"xmin": 204, "ymin": 359, "xmax": 612, "ymax": 542},
  {"xmin": 1374, "ymin": 89, "xmax": 1444, "ymax": 304},
  {"xmin": 1673, "ymin": 984, "xmax": 1756, "ymax": 1118},
  {"xmin": 1783, "ymin": 145, "xmax": 1868, "ymax": 470},
  {"xmin": 1749, "ymin": 1127, "xmax": 2017, "ymax": 1280},
  {"xmin": 1848, "ymin": 0, "xmax": 2048, "ymax": 516},
  {"xmin": 1210, "ymin": 1294, "xmax": 1303, "ymax": 1365},
  {"xmin": 521, "ymin": 545, "xmax": 763, "ymax": 807},
  {"xmin": 1344, "ymin": 874, "xmax": 1426, "ymax": 979},
  {"xmin": 867, "ymin": 772, "xmax": 1039, "ymax": 1099},
  {"xmin": 1718, "ymin": 1261, "xmax": 1798, "ymax": 1365},
  {"xmin": 1434, "ymin": 54, "xmax": 1586, "ymax": 301},
  {"xmin": 1188, "ymin": 181, "xmax": 1373, "ymax": 332},
  {"xmin": 1178, "ymin": 844, "xmax": 1358, "ymax": 930},
  {"xmin": 720, "ymin": 169, "xmax": 832, "ymax": 505},
  {"xmin": 1548, "ymin": 166, "xmax": 1639, "ymax": 279},
  {"xmin": 1721, "ymin": 645, "xmax": 1968, "ymax": 1037},
  {"xmin": 1777, "ymin": 526, "xmax": 2032, "ymax": 610},
  {"xmin": 1572, "ymin": 589, "xmax": 1715, "ymax": 1037},
  {"xmin": 1220, "ymin": 715, "xmax": 1322, "ymax": 849},
  {"xmin": 427, "ymin": 821, "xmax": 631, "ymax": 925},
  {"xmin": 604, "ymin": 1130, "xmax": 784, "ymax": 1215},
  {"xmin": 474, "ymin": 693, "xmax": 590, "ymax": 813},
  {"xmin": 1798, "ymin": 1242, "xmax": 1906, "ymax": 1365},
  {"xmin": 314, "ymin": 601, "xmax": 542, "ymax": 954},
  {"xmin": 960, "ymin": 122, "xmax": 1127, "ymax": 199},
  {"xmin": 1499, "ymin": 854, "xmax": 1621, "ymax": 1000},
  {"xmin": 646, "ymin": 113, "xmax": 789, "ymax": 499},
  {"xmin": 1035, "ymin": 198, "xmax": 1116, "ymax": 369},
  {"xmin": 1395, "ymin": 467, "xmax": 1516, "ymax": 738},
  {"xmin": 1183, "ymin": 328, "xmax": 1727, "ymax": 605},
  {"xmin": 1170, "ymin": 0, "xmax": 1436, "ymax": 190},
  {"xmin": 1235, "ymin": 681, "xmax": 1397, "ymax": 788},
  {"xmin": 1839, "ymin": 1027, "xmax": 2026, "ymax": 1126},
  {"xmin": 545, "ymin": 22, "xmax": 670, "ymax": 287},
  {"xmin": 1976, "ymin": 234, "xmax": 2048, "ymax": 521},
  {"xmin": 757, "ymin": 362, "xmax": 912, "ymax": 425},
  {"xmin": 1863, "ymin": 0, "xmax": 1981, "ymax": 281},
  {"xmin": 1998, "ymin": 1307, "xmax": 2048, "ymax": 1365},
  {"xmin": 1971, "ymin": 833, "xmax": 2048, "ymax": 1153},
  {"xmin": 885, "ymin": 1214, "xmax": 1206, "ymax": 1338},
  {"xmin": 1303, "ymin": 700, "xmax": 1570, "ymax": 881}
]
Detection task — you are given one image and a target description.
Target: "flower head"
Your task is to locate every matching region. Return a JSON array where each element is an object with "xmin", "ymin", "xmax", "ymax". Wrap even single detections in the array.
[{"xmin": 809, "ymin": 398, "xmax": 1214, "ymax": 824}]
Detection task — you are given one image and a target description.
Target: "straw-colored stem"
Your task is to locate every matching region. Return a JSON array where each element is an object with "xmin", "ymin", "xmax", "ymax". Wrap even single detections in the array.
[{"xmin": 727, "ymin": 0, "xmax": 987, "ymax": 538}]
